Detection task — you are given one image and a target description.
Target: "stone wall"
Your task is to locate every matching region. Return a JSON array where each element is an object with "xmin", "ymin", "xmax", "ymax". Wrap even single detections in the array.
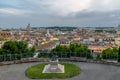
[{"xmin": 0, "ymin": 57, "xmax": 120, "ymax": 66}]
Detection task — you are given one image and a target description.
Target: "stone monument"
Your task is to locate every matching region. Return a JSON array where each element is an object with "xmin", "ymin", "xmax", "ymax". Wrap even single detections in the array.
[{"xmin": 42, "ymin": 55, "xmax": 64, "ymax": 73}]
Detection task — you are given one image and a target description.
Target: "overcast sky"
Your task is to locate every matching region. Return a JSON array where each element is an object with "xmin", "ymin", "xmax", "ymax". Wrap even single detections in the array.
[{"xmin": 0, "ymin": 0, "xmax": 120, "ymax": 28}]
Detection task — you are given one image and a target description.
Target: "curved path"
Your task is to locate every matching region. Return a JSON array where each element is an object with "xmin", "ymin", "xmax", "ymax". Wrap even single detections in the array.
[{"xmin": 0, "ymin": 62, "xmax": 120, "ymax": 80}]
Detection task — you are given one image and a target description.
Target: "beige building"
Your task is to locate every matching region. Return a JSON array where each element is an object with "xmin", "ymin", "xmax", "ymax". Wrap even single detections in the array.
[
  {"xmin": 88, "ymin": 45, "xmax": 107, "ymax": 53},
  {"xmin": 115, "ymin": 37, "xmax": 120, "ymax": 46},
  {"xmin": 116, "ymin": 30, "xmax": 120, "ymax": 34}
]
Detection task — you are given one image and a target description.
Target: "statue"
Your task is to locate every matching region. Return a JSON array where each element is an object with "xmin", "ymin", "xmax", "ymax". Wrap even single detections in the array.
[
  {"xmin": 51, "ymin": 54, "xmax": 58, "ymax": 61},
  {"xmin": 42, "ymin": 54, "xmax": 64, "ymax": 73}
]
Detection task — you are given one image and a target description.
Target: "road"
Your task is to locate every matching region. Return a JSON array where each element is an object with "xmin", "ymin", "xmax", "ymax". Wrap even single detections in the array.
[{"xmin": 0, "ymin": 62, "xmax": 120, "ymax": 80}]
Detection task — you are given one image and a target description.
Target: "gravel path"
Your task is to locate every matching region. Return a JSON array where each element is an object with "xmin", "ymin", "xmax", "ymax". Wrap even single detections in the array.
[{"xmin": 0, "ymin": 62, "xmax": 120, "ymax": 80}]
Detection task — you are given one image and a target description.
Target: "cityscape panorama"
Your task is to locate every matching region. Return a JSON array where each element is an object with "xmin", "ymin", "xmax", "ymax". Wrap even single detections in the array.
[{"xmin": 0, "ymin": 0, "xmax": 120, "ymax": 80}]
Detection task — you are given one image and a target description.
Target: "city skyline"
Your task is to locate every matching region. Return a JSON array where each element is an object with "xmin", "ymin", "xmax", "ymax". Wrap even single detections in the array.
[{"xmin": 0, "ymin": 0, "xmax": 120, "ymax": 28}]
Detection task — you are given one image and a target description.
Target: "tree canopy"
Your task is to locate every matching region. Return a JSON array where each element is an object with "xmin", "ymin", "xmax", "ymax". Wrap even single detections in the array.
[
  {"xmin": 50, "ymin": 43, "xmax": 92, "ymax": 59},
  {"xmin": 0, "ymin": 41, "xmax": 36, "ymax": 61},
  {"xmin": 102, "ymin": 47, "xmax": 118, "ymax": 60},
  {"xmin": 118, "ymin": 47, "xmax": 120, "ymax": 62}
]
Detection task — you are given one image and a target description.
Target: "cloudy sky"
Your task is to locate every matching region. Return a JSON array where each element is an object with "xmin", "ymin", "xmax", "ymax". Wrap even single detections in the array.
[{"xmin": 0, "ymin": 0, "xmax": 120, "ymax": 28}]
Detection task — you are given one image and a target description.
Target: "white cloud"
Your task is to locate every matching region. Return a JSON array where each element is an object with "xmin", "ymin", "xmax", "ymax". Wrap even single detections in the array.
[
  {"xmin": 1, "ymin": 0, "xmax": 120, "ymax": 16},
  {"xmin": 90, "ymin": 0, "xmax": 120, "ymax": 12},
  {"xmin": 40, "ymin": 0, "xmax": 91, "ymax": 16},
  {"xmin": 0, "ymin": 8, "xmax": 23, "ymax": 15},
  {"xmin": 0, "ymin": 8, "xmax": 18, "ymax": 15},
  {"xmin": 0, "ymin": 8, "xmax": 29, "ymax": 16},
  {"xmin": 31, "ymin": 0, "xmax": 120, "ymax": 16}
]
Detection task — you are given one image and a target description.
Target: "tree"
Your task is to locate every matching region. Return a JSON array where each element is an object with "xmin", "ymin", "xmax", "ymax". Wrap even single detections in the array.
[
  {"xmin": 2, "ymin": 41, "xmax": 18, "ymax": 54},
  {"xmin": 102, "ymin": 48, "xmax": 111, "ymax": 59},
  {"xmin": 118, "ymin": 47, "xmax": 120, "ymax": 62},
  {"xmin": 102, "ymin": 48, "xmax": 118, "ymax": 60},
  {"xmin": 50, "ymin": 43, "xmax": 93, "ymax": 58},
  {"xmin": 0, "ymin": 41, "xmax": 36, "ymax": 61},
  {"xmin": 0, "ymin": 37, "xmax": 5, "ymax": 41},
  {"xmin": 15, "ymin": 41, "xmax": 28, "ymax": 54},
  {"xmin": 28, "ymin": 46, "xmax": 36, "ymax": 57}
]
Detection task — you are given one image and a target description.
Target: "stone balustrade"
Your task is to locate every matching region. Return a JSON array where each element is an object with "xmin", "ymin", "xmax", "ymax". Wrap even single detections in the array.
[{"xmin": 0, "ymin": 57, "xmax": 120, "ymax": 66}]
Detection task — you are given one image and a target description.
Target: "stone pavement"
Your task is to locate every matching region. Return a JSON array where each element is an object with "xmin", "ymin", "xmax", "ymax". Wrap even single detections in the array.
[{"xmin": 0, "ymin": 62, "xmax": 120, "ymax": 80}]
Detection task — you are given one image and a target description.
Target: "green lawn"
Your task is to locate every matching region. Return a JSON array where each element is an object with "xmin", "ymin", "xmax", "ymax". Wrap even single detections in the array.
[{"xmin": 25, "ymin": 63, "xmax": 81, "ymax": 79}]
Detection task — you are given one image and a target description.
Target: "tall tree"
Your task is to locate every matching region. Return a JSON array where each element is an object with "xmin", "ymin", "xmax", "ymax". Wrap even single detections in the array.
[
  {"xmin": 102, "ymin": 48, "xmax": 118, "ymax": 60},
  {"xmin": 118, "ymin": 47, "xmax": 120, "ymax": 62},
  {"xmin": 50, "ymin": 43, "xmax": 92, "ymax": 58},
  {"xmin": 15, "ymin": 41, "xmax": 28, "ymax": 54},
  {"xmin": 2, "ymin": 41, "xmax": 18, "ymax": 54}
]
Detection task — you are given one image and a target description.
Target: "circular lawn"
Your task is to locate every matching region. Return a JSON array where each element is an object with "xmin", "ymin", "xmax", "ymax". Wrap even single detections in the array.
[{"xmin": 25, "ymin": 63, "xmax": 81, "ymax": 79}]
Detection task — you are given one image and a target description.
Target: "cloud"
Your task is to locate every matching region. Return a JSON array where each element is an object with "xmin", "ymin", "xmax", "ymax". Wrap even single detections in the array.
[
  {"xmin": 90, "ymin": 0, "xmax": 120, "ymax": 12},
  {"xmin": 0, "ymin": 8, "xmax": 28, "ymax": 16},
  {"xmin": 42, "ymin": 0, "xmax": 91, "ymax": 16},
  {"xmin": 0, "ymin": 8, "xmax": 19, "ymax": 15},
  {"xmin": 33, "ymin": 0, "xmax": 120, "ymax": 16},
  {"xmin": 0, "ymin": 0, "xmax": 120, "ymax": 17},
  {"xmin": 0, "ymin": 0, "xmax": 120, "ymax": 28},
  {"xmin": 0, "ymin": 0, "xmax": 32, "ymax": 16}
]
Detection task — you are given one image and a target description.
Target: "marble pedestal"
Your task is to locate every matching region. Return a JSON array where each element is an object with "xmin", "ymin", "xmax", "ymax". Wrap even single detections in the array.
[{"xmin": 42, "ymin": 59, "xmax": 64, "ymax": 73}]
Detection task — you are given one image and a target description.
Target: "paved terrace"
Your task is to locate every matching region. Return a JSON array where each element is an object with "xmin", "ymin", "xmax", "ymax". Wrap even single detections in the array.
[{"xmin": 0, "ymin": 62, "xmax": 120, "ymax": 80}]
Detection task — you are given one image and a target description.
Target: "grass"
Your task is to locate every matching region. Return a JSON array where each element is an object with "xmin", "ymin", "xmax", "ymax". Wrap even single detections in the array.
[{"xmin": 25, "ymin": 63, "xmax": 81, "ymax": 79}]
